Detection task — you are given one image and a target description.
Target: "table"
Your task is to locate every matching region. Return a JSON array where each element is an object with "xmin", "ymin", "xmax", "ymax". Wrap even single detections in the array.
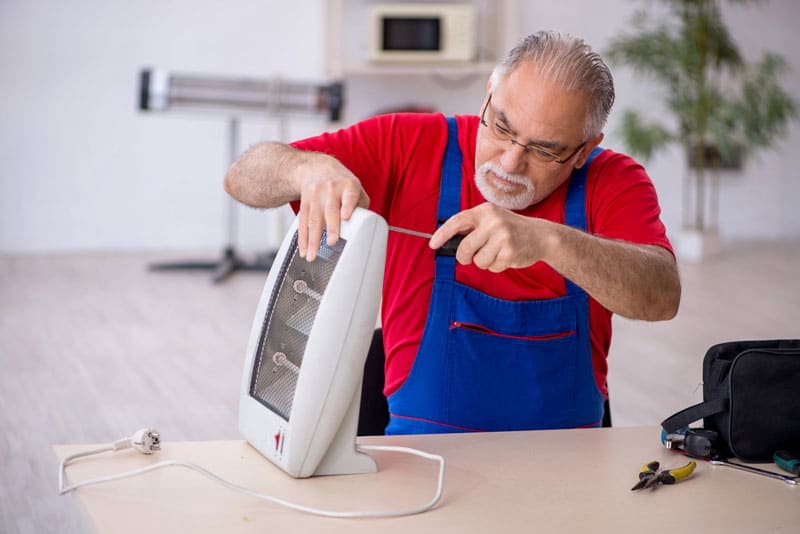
[{"xmin": 54, "ymin": 427, "xmax": 798, "ymax": 533}]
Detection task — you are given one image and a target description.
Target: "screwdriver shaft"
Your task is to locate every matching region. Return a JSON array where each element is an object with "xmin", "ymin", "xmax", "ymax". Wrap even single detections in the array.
[
  {"xmin": 387, "ymin": 224, "xmax": 465, "ymax": 257},
  {"xmin": 387, "ymin": 225, "xmax": 433, "ymax": 239}
]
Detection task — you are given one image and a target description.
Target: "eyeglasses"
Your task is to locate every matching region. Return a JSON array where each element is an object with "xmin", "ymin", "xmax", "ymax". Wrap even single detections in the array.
[{"xmin": 480, "ymin": 94, "xmax": 586, "ymax": 165}]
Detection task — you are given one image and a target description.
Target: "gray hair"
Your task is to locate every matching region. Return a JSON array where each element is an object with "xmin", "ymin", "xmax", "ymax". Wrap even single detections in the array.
[{"xmin": 489, "ymin": 31, "xmax": 615, "ymax": 139}]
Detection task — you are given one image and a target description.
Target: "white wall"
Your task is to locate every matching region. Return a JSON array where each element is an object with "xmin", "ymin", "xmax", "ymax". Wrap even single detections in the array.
[
  {"xmin": 713, "ymin": 1, "xmax": 800, "ymax": 241},
  {"xmin": 2, "ymin": 0, "xmax": 799, "ymax": 253},
  {"xmin": 0, "ymin": 0, "xmax": 327, "ymax": 253},
  {"xmin": 510, "ymin": 0, "xmax": 800, "ymax": 244}
]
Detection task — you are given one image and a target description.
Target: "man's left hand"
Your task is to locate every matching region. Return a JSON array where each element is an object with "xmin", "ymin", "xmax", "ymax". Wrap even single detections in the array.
[{"xmin": 429, "ymin": 202, "xmax": 550, "ymax": 273}]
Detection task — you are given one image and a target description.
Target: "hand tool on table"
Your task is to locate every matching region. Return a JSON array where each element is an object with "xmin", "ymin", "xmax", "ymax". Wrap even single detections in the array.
[
  {"xmin": 773, "ymin": 449, "xmax": 800, "ymax": 476},
  {"xmin": 388, "ymin": 225, "xmax": 465, "ymax": 257},
  {"xmin": 631, "ymin": 460, "xmax": 696, "ymax": 491},
  {"xmin": 661, "ymin": 427, "xmax": 718, "ymax": 458},
  {"xmin": 709, "ymin": 458, "xmax": 798, "ymax": 485}
]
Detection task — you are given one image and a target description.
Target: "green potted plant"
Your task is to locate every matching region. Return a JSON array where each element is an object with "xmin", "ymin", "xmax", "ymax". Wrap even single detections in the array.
[{"xmin": 606, "ymin": 0, "xmax": 796, "ymax": 259}]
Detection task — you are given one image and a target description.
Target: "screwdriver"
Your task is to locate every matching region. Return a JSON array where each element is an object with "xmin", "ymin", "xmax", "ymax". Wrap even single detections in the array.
[
  {"xmin": 388, "ymin": 225, "xmax": 465, "ymax": 257},
  {"xmin": 774, "ymin": 450, "xmax": 800, "ymax": 476}
]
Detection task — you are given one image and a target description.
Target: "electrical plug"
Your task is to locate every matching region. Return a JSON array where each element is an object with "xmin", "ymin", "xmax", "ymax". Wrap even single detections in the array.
[{"xmin": 131, "ymin": 428, "xmax": 161, "ymax": 454}]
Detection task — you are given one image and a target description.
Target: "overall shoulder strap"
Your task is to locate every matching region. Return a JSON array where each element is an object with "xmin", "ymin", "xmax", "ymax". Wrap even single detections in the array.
[
  {"xmin": 432, "ymin": 117, "xmax": 462, "ymax": 281},
  {"xmin": 563, "ymin": 146, "xmax": 602, "ymax": 296},
  {"xmin": 564, "ymin": 146, "xmax": 602, "ymax": 230},
  {"xmin": 436, "ymin": 117, "xmax": 462, "ymax": 221}
]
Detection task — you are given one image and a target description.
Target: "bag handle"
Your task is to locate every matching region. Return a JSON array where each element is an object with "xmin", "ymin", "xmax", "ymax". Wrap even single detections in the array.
[{"xmin": 661, "ymin": 397, "xmax": 728, "ymax": 434}]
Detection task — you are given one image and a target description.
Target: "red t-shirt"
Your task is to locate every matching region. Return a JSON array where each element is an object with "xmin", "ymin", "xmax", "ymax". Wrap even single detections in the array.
[{"xmin": 292, "ymin": 113, "xmax": 672, "ymax": 398}]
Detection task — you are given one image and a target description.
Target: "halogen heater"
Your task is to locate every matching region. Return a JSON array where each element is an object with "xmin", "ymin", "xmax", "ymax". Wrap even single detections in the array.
[{"xmin": 239, "ymin": 208, "xmax": 387, "ymax": 478}]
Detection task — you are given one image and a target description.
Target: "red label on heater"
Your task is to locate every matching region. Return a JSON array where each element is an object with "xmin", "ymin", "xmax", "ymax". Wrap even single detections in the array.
[{"xmin": 274, "ymin": 432, "xmax": 281, "ymax": 451}]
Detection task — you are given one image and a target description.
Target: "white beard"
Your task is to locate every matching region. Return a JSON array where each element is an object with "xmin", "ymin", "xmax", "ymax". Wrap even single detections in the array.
[{"xmin": 474, "ymin": 162, "xmax": 535, "ymax": 210}]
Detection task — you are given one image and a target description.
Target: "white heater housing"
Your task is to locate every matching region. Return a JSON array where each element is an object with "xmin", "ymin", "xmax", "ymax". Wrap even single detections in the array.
[{"xmin": 239, "ymin": 208, "xmax": 387, "ymax": 478}]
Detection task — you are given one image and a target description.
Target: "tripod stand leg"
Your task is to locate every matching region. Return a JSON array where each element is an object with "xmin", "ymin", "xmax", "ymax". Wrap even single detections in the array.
[
  {"xmin": 147, "ymin": 118, "xmax": 278, "ymax": 283},
  {"xmin": 211, "ymin": 247, "xmax": 240, "ymax": 284}
]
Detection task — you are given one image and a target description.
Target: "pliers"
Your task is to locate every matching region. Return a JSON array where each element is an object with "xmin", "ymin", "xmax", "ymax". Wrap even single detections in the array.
[{"xmin": 631, "ymin": 460, "xmax": 696, "ymax": 491}]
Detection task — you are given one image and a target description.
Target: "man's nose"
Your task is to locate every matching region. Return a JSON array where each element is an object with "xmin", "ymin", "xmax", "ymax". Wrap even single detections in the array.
[{"xmin": 499, "ymin": 141, "xmax": 527, "ymax": 173}]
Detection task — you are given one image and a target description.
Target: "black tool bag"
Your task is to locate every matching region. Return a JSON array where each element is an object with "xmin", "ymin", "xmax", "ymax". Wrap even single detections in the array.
[{"xmin": 661, "ymin": 340, "xmax": 800, "ymax": 462}]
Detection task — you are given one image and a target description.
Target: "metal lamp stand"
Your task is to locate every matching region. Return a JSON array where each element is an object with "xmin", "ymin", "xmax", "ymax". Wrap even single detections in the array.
[
  {"xmin": 148, "ymin": 117, "xmax": 276, "ymax": 283},
  {"xmin": 139, "ymin": 69, "xmax": 342, "ymax": 284}
]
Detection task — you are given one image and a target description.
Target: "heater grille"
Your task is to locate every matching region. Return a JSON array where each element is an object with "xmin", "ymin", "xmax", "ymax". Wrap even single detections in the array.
[{"xmin": 250, "ymin": 231, "xmax": 345, "ymax": 420}]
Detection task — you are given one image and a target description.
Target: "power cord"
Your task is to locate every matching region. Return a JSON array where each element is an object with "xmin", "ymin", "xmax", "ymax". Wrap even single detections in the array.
[{"xmin": 59, "ymin": 429, "xmax": 445, "ymax": 519}]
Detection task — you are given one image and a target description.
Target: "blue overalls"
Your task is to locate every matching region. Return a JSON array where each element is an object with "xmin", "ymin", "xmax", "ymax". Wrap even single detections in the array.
[{"xmin": 386, "ymin": 117, "xmax": 605, "ymax": 434}]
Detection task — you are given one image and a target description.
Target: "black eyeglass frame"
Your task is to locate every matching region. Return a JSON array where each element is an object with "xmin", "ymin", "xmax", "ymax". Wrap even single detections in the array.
[{"xmin": 479, "ymin": 94, "xmax": 587, "ymax": 165}]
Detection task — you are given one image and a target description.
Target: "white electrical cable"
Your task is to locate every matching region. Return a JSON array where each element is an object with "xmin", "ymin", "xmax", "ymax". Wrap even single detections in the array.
[{"xmin": 59, "ymin": 431, "xmax": 445, "ymax": 519}]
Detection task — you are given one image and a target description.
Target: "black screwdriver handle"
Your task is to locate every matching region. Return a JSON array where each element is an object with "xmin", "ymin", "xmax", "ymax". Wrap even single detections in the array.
[{"xmin": 435, "ymin": 234, "xmax": 465, "ymax": 257}]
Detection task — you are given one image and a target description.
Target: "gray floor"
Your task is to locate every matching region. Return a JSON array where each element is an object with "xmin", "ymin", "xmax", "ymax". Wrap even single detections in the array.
[{"xmin": 2, "ymin": 241, "xmax": 799, "ymax": 533}]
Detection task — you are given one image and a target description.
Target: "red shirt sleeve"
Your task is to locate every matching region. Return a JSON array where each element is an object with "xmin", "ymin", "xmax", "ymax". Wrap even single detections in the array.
[
  {"xmin": 586, "ymin": 149, "xmax": 673, "ymax": 254},
  {"xmin": 289, "ymin": 113, "xmax": 448, "ymax": 222}
]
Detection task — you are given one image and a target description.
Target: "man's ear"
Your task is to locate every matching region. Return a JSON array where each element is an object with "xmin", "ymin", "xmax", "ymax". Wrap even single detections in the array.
[{"xmin": 574, "ymin": 133, "xmax": 604, "ymax": 168}]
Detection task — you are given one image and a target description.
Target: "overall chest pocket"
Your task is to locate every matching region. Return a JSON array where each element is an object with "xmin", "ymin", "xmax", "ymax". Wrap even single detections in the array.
[{"xmin": 444, "ymin": 285, "xmax": 581, "ymax": 431}]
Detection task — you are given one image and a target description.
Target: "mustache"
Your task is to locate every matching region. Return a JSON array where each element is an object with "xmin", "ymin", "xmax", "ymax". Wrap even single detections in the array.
[
  {"xmin": 477, "ymin": 162, "xmax": 530, "ymax": 191},
  {"xmin": 474, "ymin": 161, "xmax": 536, "ymax": 210}
]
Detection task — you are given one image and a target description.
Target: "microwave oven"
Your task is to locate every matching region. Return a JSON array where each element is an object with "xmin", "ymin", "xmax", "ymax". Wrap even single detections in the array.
[{"xmin": 369, "ymin": 3, "xmax": 477, "ymax": 63}]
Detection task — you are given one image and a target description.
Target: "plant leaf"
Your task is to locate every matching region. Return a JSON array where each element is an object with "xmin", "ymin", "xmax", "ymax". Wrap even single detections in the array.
[{"xmin": 617, "ymin": 110, "xmax": 675, "ymax": 161}]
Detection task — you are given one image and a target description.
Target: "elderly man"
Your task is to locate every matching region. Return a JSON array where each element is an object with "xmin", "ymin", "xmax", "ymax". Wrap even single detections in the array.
[{"xmin": 224, "ymin": 31, "xmax": 681, "ymax": 434}]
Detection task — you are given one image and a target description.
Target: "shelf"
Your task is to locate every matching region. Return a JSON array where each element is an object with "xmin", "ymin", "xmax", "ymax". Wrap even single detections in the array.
[{"xmin": 340, "ymin": 61, "xmax": 497, "ymax": 77}]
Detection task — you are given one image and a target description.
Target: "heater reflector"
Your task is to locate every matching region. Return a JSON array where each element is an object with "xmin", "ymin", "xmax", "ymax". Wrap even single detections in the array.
[{"xmin": 250, "ymin": 232, "xmax": 346, "ymax": 420}]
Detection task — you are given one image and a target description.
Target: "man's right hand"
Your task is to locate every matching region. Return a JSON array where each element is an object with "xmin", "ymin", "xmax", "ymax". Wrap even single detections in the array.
[
  {"xmin": 296, "ymin": 158, "xmax": 369, "ymax": 261},
  {"xmin": 224, "ymin": 142, "xmax": 369, "ymax": 262}
]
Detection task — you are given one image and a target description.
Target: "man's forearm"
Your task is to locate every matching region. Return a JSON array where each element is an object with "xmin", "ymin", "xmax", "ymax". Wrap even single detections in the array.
[
  {"xmin": 224, "ymin": 140, "xmax": 370, "ymax": 260},
  {"xmin": 545, "ymin": 223, "xmax": 681, "ymax": 321},
  {"xmin": 430, "ymin": 203, "xmax": 680, "ymax": 320},
  {"xmin": 223, "ymin": 142, "xmax": 307, "ymax": 208}
]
